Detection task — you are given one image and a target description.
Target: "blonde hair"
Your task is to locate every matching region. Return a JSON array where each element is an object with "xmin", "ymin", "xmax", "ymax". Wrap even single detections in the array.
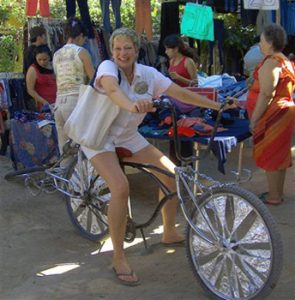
[{"xmin": 109, "ymin": 28, "xmax": 141, "ymax": 53}]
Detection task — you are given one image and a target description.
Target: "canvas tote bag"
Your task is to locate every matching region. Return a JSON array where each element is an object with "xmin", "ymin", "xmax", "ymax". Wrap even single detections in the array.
[{"xmin": 64, "ymin": 81, "xmax": 120, "ymax": 150}]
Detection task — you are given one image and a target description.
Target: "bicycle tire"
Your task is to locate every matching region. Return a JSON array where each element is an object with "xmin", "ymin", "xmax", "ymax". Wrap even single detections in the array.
[
  {"xmin": 64, "ymin": 154, "xmax": 110, "ymax": 241},
  {"xmin": 4, "ymin": 166, "xmax": 47, "ymax": 181},
  {"xmin": 185, "ymin": 185, "xmax": 283, "ymax": 300}
]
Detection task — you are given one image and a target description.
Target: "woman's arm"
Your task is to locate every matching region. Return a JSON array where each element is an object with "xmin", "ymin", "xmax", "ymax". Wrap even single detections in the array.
[
  {"xmin": 250, "ymin": 58, "xmax": 280, "ymax": 131},
  {"xmin": 79, "ymin": 48, "xmax": 95, "ymax": 80},
  {"xmin": 26, "ymin": 66, "xmax": 48, "ymax": 106},
  {"xmin": 100, "ymin": 76, "xmax": 155, "ymax": 113},
  {"xmin": 185, "ymin": 57, "xmax": 198, "ymax": 85},
  {"xmin": 165, "ymin": 82, "xmax": 221, "ymax": 110}
]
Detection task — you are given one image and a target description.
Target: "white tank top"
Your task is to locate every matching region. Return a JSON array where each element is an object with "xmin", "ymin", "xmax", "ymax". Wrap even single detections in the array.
[{"xmin": 53, "ymin": 44, "xmax": 86, "ymax": 96}]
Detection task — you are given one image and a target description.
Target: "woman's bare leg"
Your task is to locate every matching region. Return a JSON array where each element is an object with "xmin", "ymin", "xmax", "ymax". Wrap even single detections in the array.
[
  {"xmin": 278, "ymin": 169, "xmax": 286, "ymax": 198},
  {"xmin": 265, "ymin": 169, "xmax": 285, "ymax": 203},
  {"xmin": 90, "ymin": 152, "xmax": 139, "ymax": 283},
  {"xmin": 124, "ymin": 144, "xmax": 184, "ymax": 243}
]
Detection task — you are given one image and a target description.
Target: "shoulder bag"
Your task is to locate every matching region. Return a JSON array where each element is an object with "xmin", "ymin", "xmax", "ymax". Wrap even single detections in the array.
[{"xmin": 64, "ymin": 69, "xmax": 121, "ymax": 150}]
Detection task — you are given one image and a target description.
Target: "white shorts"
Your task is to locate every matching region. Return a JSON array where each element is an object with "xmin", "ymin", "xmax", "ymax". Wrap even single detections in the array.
[{"xmin": 81, "ymin": 131, "xmax": 150, "ymax": 160}]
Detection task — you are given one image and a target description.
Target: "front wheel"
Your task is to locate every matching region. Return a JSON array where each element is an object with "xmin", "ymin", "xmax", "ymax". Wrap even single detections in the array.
[
  {"xmin": 186, "ymin": 185, "xmax": 283, "ymax": 300},
  {"xmin": 64, "ymin": 152, "xmax": 110, "ymax": 241}
]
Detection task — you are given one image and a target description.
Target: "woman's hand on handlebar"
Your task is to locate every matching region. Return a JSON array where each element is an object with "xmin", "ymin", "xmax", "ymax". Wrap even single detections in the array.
[
  {"xmin": 223, "ymin": 97, "xmax": 239, "ymax": 110},
  {"xmin": 133, "ymin": 99, "xmax": 156, "ymax": 113}
]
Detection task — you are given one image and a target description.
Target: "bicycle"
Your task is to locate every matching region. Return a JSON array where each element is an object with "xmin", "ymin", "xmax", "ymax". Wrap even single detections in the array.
[{"xmin": 5, "ymin": 99, "xmax": 283, "ymax": 300}]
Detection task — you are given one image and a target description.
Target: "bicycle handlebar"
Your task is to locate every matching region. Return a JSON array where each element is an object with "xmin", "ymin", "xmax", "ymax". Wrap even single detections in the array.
[{"xmin": 153, "ymin": 98, "xmax": 234, "ymax": 164}]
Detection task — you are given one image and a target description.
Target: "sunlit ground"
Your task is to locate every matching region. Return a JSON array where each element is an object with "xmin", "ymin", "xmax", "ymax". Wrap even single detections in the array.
[
  {"xmin": 37, "ymin": 263, "xmax": 81, "ymax": 277},
  {"xmin": 36, "ymin": 225, "xmax": 180, "ymax": 276}
]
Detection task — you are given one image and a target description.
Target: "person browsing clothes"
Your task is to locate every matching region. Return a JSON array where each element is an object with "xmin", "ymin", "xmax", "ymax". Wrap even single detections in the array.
[
  {"xmin": 80, "ymin": 28, "xmax": 236, "ymax": 286},
  {"xmin": 164, "ymin": 34, "xmax": 198, "ymax": 87},
  {"xmin": 53, "ymin": 17, "xmax": 95, "ymax": 156},
  {"xmin": 23, "ymin": 25, "xmax": 49, "ymax": 75},
  {"xmin": 246, "ymin": 24, "xmax": 295, "ymax": 206},
  {"xmin": 26, "ymin": 45, "xmax": 57, "ymax": 111}
]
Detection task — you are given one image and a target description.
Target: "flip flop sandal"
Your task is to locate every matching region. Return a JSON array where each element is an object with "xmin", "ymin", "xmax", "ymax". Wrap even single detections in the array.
[
  {"xmin": 112, "ymin": 267, "xmax": 140, "ymax": 287},
  {"xmin": 258, "ymin": 192, "xmax": 269, "ymax": 201},
  {"xmin": 263, "ymin": 199, "xmax": 284, "ymax": 206},
  {"xmin": 161, "ymin": 240, "xmax": 185, "ymax": 247},
  {"xmin": 259, "ymin": 192, "xmax": 284, "ymax": 205}
]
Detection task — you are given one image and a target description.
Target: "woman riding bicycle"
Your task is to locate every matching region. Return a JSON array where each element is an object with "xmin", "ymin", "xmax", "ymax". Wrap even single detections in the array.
[{"xmin": 81, "ymin": 28, "xmax": 234, "ymax": 286}]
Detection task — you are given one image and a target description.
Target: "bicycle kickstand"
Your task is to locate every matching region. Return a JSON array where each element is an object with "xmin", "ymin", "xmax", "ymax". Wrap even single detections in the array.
[{"xmin": 140, "ymin": 228, "xmax": 148, "ymax": 249}]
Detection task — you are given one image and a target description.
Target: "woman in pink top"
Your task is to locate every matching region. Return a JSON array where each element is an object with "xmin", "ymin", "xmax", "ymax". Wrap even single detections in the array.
[
  {"xmin": 26, "ymin": 45, "xmax": 57, "ymax": 111},
  {"xmin": 164, "ymin": 34, "xmax": 198, "ymax": 87}
]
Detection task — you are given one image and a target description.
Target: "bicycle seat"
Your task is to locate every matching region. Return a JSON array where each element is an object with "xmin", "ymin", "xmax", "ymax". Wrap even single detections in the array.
[{"xmin": 115, "ymin": 147, "xmax": 133, "ymax": 158}]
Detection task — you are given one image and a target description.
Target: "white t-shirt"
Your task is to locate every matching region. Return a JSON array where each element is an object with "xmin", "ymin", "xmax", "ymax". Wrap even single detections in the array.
[
  {"xmin": 53, "ymin": 44, "xmax": 86, "ymax": 96},
  {"xmin": 95, "ymin": 60, "xmax": 172, "ymax": 140}
]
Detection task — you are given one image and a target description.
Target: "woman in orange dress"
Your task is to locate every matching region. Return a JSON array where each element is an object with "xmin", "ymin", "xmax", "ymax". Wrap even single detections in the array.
[{"xmin": 246, "ymin": 24, "xmax": 295, "ymax": 205}]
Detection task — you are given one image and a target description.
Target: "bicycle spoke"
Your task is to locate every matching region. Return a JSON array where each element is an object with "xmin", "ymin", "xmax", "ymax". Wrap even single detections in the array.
[
  {"xmin": 235, "ymin": 253, "xmax": 268, "ymax": 288},
  {"xmin": 231, "ymin": 209, "xmax": 258, "ymax": 241},
  {"xmin": 203, "ymin": 202, "xmax": 224, "ymax": 239},
  {"xmin": 224, "ymin": 195, "xmax": 235, "ymax": 239},
  {"xmin": 196, "ymin": 248, "xmax": 221, "ymax": 266},
  {"xmin": 86, "ymin": 208, "xmax": 93, "ymax": 233}
]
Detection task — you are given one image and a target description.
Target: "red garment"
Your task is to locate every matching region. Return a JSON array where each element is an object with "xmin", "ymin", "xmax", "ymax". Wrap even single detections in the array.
[
  {"xmin": 168, "ymin": 127, "xmax": 196, "ymax": 138},
  {"xmin": 246, "ymin": 55, "xmax": 295, "ymax": 171},
  {"xmin": 32, "ymin": 64, "xmax": 57, "ymax": 110},
  {"xmin": 169, "ymin": 56, "xmax": 191, "ymax": 87},
  {"xmin": 26, "ymin": 0, "xmax": 50, "ymax": 17}
]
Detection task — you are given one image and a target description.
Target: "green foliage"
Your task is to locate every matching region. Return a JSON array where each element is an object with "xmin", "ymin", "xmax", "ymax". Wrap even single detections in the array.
[
  {"xmin": 219, "ymin": 13, "xmax": 256, "ymax": 55},
  {"xmin": 0, "ymin": 34, "xmax": 18, "ymax": 72},
  {"xmin": 49, "ymin": 0, "xmax": 67, "ymax": 20}
]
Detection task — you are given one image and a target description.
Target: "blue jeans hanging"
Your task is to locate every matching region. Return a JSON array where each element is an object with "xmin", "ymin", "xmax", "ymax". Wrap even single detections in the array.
[
  {"xmin": 99, "ymin": 0, "xmax": 122, "ymax": 33},
  {"xmin": 65, "ymin": 0, "xmax": 94, "ymax": 38}
]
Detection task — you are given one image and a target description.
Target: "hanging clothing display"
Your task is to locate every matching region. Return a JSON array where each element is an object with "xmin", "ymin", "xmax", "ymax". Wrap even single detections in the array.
[
  {"xmin": 99, "ymin": 0, "xmax": 122, "ymax": 33},
  {"xmin": 135, "ymin": 0, "xmax": 153, "ymax": 42},
  {"xmin": 158, "ymin": 0, "xmax": 180, "ymax": 56},
  {"xmin": 65, "ymin": 0, "xmax": 94, "ymax": 38},
  {"xmin": 243, "ymin": 0, "xmax": 279, "ymax": 10},
  {"xmin": 240, "ymin": 0, "xmax": 259, "ymax": 27},
  {"xmin": 26, "ymin": 0, "xmax": 50, "ymax": 17},
  {"xmin": 256, "ymin": 10, "xmax": 275, "ymax": 35},
  {"xmin": 281, "ymin": 0, "xmax": 295, "ymax": 36},
  {"xmin": 0, "ymin": 73, "xmax": 26, "ymax": 114},
  {"xmin": 209, "ymin": 19, "xmax": 225, "ymax": 69},
  {"xmin": 25, "ymin": 19, "xmax": 66, "ymax": 53}
]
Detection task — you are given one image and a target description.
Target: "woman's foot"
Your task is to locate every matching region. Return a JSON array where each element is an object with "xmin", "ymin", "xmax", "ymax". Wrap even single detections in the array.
[
  {"xmin": 112, "ymin": 259, "xmax": 139, "ymax": 286},
  {"xmin": 259, "ymin": 192, "xmax": 284, "ymax": 206},
  {"xmin": 161, "ymin": 229, "xmax": 185, "ymax": 245}
]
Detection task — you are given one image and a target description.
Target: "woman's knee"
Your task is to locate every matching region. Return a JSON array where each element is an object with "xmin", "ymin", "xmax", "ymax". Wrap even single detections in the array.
[{"xmin": 110, "ymin": 175, "xmax": 129, "ymax": 199}]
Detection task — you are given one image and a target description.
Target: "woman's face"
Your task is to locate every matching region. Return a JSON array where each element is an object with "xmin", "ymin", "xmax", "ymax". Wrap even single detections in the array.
[
  {"xmin": 36, "ymin": 52, "xmax": 50, "ymax": 68},
  {"xmin": 259, "ymin": 33, "xmax": 273, "ymax": 55},
  {"xmin": 112, "ymin": 36, "xmax": 137, "ymax": 70},
  {"xmin": 165, "ymin": 47, "xmax": 178, "ymax": 59}
]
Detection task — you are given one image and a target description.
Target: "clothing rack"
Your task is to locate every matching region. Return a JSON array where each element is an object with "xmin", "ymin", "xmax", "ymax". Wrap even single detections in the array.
[
  {"xmin": 0, "ymin": 73, "xmax": 24, "ymax": 80},
  {"xmin": 26, "ymin": 18, "xmax": 66, "ymax": 49}
]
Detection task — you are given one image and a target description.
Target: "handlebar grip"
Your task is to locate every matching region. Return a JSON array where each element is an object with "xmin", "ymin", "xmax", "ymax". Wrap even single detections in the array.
[
  {"xmin": 226, "ymin": 99, "xmax": 234, "ymax": 105},
  {"xmin": 153, "ymin": 99, "xmax": 173, "ymax": 109}
]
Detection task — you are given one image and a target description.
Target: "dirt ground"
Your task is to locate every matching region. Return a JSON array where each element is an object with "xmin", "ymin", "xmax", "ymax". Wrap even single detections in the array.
[{"xmin": 0, "ymin": 140, "xmax": 294, "ymax": 300}]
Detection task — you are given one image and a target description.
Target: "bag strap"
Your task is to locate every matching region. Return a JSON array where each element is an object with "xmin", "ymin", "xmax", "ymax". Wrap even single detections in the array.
[{"xmin": 89, "ymin": 64, "xmax": 121, "ymax": 88}]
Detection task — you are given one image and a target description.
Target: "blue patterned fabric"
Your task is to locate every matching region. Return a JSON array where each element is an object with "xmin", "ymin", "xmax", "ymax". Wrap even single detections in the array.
[
  {"xmin": 139, "ymin": 117, "xmax": 250, "ymax": 174},
  {"xmin": 10, "ymin": 115, "xmax": 60, "ymax": 170}
]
